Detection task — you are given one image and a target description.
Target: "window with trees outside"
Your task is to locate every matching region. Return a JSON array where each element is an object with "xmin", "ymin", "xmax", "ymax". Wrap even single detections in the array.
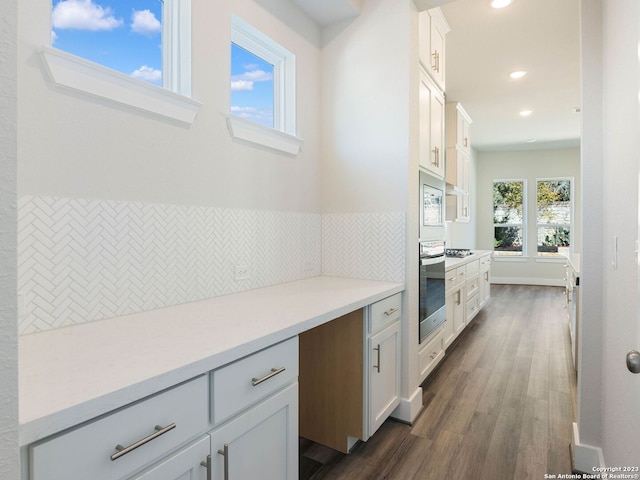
[
  {"xmin": 537, "ymin": 179, "xmax": 572, "ymax": 256},
  {"xmin": 493, "ymin": 180, "xmax": 526, "ymax": 256}
]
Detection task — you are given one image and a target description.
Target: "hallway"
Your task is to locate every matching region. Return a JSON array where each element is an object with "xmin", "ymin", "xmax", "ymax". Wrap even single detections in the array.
[{"xmin": 300, "ymin": 284, "xmax": 577, "ymax": 479}]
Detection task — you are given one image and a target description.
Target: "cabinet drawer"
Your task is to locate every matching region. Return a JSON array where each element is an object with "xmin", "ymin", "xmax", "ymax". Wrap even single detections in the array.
[
  {"xmin": 211, "ymin": 337, "xmax": 298, "ymax": 425},
  {"xmin": 30, "ymin": 375, "xmax": 208, "ymax": 480},
  {"xmin": 480, "ymin": 255, "xmax": 491, "ymax": 271},
  {"xmin": 466, "ymin": 273, "xmax": 479, "ymax": 299},
  {"xmin": 368, "ymin": 293, "xmax": 402, "ymax": 334},
  {"xmin": 445, "ymin": 266, "xmax": 465, "ymax": 291},
  {"xmin": 419, "ymin": 330, "xmax": 444, "ymax": 380},
  {"xmin": 466, "ymin": 294, "xmax": 480, "ymax": 322}
]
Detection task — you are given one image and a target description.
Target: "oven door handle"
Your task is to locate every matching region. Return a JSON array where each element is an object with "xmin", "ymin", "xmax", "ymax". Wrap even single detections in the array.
[{"xmin": 421, "ymin": 256, "xmax": 445, "ymax": 266}]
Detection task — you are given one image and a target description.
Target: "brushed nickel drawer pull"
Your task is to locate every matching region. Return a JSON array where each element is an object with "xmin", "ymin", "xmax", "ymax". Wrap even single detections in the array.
[
  {"xmin": 111, "ymin": 423, "xmax": 176, "ymax": 461},
  {"xmin": 201, "ymin": 454, "xmax": 212, "ymax": 480},
  {"xmin": 218, "ymin": 444, "xmax": 230, "ymax": 480},
  {"xmin": 373, "ymin": 345, "xmax": 381, "ymax": 373},
  {"xmin": 252, "ymin": 367, "xmax": 286, "ymax": 386},
  {"xmin": 384, "ymin": 308, "xmax": 399, "ymax": 316}
]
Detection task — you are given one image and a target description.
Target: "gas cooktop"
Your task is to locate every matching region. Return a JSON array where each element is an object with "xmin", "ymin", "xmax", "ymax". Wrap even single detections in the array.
[{"xmin": 445, "ymin": 248, "xmax": 473, "ymax": 258}]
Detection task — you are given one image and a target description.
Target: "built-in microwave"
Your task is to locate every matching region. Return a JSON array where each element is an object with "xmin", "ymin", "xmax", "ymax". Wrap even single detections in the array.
[{"xmin": 419, "ymin": 170, "xmax": 445, "ymax": 241}]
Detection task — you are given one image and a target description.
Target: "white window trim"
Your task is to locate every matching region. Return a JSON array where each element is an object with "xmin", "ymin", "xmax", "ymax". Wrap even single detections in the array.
[
  {"xmin": 493, "ymin": 178, "xmax": 527, "ymax": 257},
  {"xmin": 535, "ymin": 177, "xmax": 574, "ymax": 257},
  {"xmin": 42, "ymin": 0, "xmax": 201, "ymax": 125},
  {"xmin": 229, "ymin": 15, "xmax": 302, "ymax": 155}
]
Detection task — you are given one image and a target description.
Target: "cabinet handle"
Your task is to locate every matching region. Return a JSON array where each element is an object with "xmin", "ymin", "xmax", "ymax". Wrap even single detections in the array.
[
  {"xmin": 456, "ymin": 290, "xmax": 461, "ymax": 305},
  {"xmin": 384, "ymin": 307, "xmax": 399, "ymax": 316},
  {"xmin": 251, "ymin": 367, "xmax": 286, "ymax": 386},
  {"xmin": 200, "ymin": 454, "xmax": 212, "ymax": 480},
  {"xmin": 218, "ymin": 444, "xmax": 230, "ymax": 480},
  {"xmin": 111, "ymin": 423, "xmax": 176, "ymax": 461},
  {"xmin": 373, "ymin": 345, "xmax": 381, "ymax": 373},
  {"xmin": 432, "ymin": 51, "xmax": 438, "ymax": 71},
  {"xmin": 485, "ymin": 271, "xmax": 489, "ymax": 280},
  {"xmin": 464, "ymin": 137, "xmax": 468, "ymax": 148}
]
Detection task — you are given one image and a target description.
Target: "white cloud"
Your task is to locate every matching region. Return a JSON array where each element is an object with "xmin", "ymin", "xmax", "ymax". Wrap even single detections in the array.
[
  {"xmin": 232, "ymin": 69, "xmax": 273, "ymax": 83},
  {"xmin": 131, "ymin": 65, "xmax": 162, "ymax": 83},
  {"xmin": 51, "ymin": 30, "xmax": 58, "ymax": 43},
  {"xmin": 231, "ymin": 80, "xmax": 254, "ymax": 92},
  {"xmin": 230, "ymin": 105, "xmax": 272, "ymax": 123},
  {"xmin": 131, "ymin": 9, "xmax": 161, "ymax": 36},
  {"xmin": 52, "ymin": 0, "xmax": 123, "ymax": 31}
]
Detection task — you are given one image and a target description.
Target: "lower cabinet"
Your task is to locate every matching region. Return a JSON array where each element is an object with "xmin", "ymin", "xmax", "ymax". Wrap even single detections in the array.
[
  {"xmin": 298, "ymin": 293, "xmax": 402, "ymax": 453},
  {"xmin": 444, "ymin": 285, "xmax": 464, "ymax": 348},
  {"xmin": 209, "ymin": 383, "xmax": 298, "ymax": 480},
  {"xmin": 130, "ymin": 436, "xmax": 210, "ymax": 480},
  {"xmin": 418, "ymin": 329, "xmax": 444, "ymax": 381},
  {"xmin": 368, "ymin": 320, "xmax": 401, "ymax": 436}
]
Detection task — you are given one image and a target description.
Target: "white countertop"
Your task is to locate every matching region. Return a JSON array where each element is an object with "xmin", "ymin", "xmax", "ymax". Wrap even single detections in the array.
[
  {"xmin": 444, "ymin": 250, "xmax": 492, "ymax": 270},
  {"xmin": 19, "ymin": 276, "xmax": 404, "ymax": 446}
]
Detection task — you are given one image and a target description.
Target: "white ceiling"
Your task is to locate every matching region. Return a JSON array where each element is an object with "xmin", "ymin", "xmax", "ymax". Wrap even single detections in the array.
[{"xmin": 440, "ymin": 0, "xmax": 581, "ymax": 151}]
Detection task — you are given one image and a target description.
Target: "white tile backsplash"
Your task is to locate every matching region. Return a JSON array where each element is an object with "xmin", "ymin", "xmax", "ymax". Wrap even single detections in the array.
[{"xmin": 18, "ymin": 197, "xmax": 405, "ymax": 334}]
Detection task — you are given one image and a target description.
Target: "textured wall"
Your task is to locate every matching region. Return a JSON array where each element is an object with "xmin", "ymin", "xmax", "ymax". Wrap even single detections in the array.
[
  {"xmin": 18, "ymin": 197, "xmax": 322, "ymax": 334},
  {"xmin": 0, "ymin": 0, "xmax": 19, "ymax": 475}
]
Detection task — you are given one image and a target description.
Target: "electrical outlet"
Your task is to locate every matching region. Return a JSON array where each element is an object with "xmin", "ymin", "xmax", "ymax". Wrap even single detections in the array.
[{"xmin": 234, "ymin": 265, "xmax": 250, "ymax": 281}]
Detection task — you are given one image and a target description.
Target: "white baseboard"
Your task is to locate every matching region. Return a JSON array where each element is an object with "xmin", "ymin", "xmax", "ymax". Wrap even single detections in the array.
[
  {"xmin": 572, "ymin": 422, "xmax": 606, "ymax": 472},
  {"xmin": 491, "ymin": 276, "xmax": 565, "ymax": 287},
  {"xmin": 391, "ymin": 387, "xmax": 423, "ymax": 424}
]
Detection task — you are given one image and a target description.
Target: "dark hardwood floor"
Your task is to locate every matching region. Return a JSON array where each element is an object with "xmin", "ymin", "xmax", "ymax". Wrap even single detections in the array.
[{"xmin": 300, "ymin": 284, "xmax": 577, "ymax": 480}]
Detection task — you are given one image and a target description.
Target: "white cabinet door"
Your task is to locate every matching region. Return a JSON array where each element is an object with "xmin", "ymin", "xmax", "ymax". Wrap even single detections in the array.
[
  {"xmin": 429, "ymin": 14, "xmax": 446, "ymax": 89},
  {"xmin": 419, "ymin": 69, "xmax": 445, "ymax": 178},
  {"xmin": 130, "ymin": 436, "xmax": 209, "ymax": 480},
  {"xmin": 209, "ymin": 383, "xmax": 298, "ymax": 480},
  {"xmin": 368, "ymin": 321, "xmax": 401, "ymax": 437}
]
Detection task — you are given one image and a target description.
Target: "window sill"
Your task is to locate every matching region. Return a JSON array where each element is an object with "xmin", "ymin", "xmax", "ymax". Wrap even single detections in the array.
[
  {"xmin": 227, "ymin": 115, "xmax": 303, "ymax": 155},
  {"xmin": 492, "ymin": 256, "xmax": 528, "ymax": 262},
  {"xmin": 534, "ymin": 256, "xmax": 567, "ymax": 263},
  {"xmin": 40, "ymin": 45, "xmax": 202, "ymax": 125}
]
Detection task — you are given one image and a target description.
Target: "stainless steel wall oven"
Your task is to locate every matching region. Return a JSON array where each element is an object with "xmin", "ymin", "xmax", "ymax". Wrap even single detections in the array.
[{"xmin": 419, "ymin": 240, "xmax": 446, "ymax": 343}]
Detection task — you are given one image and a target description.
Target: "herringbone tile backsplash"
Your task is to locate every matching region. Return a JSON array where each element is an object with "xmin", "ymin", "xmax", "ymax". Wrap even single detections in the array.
[{"xmin": 18, "ymin": 196, "xmax": 405, "ymax": 334}]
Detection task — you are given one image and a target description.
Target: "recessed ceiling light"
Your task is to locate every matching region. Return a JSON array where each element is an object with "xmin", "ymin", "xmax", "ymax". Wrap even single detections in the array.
[
  {"xmin": 510, "ymin": 71, "xmax": 527, "ymax": 79},
  {"xmin": 490, "ymin": 0, "xmax": 513, "ymax": 8},
  {"xmin": 525, "ymin": 139, "xmax": 537, "ymax": 143},
  {"xmin": 519, "ymin": 110, "xmax": 532, "ymax": 117}
]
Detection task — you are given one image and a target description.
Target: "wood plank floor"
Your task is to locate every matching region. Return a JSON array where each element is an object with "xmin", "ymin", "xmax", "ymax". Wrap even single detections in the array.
[{"xmin": 300, "ymin": 284, "xmax": 577, "ymax": 480}]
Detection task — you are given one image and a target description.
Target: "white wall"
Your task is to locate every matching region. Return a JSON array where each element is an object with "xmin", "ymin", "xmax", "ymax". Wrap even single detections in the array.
[
  {"xmin": 475, "ymin": 147, "xmax": 581, "ymax": 285},
  {"xmin": 320, "ymin": 0, "xmax": 422, "ymax": 421},
  {"xmin": 598, "ymin": 0, "xmax": 640, "ymax": 464},
  {"xmin": 0, "ymin": 0, "xmax": 19, "ymax": 475},
  {"xmin": 17, "ymin": 0, "xmax": 328, "ymax": 332},
  {"xmin": 18, "ymin": 0, "xmax": 321, "ymax": 212}
]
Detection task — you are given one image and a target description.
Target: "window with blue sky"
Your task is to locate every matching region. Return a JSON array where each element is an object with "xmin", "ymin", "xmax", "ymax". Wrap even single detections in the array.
[
  {"xmin": 230, "ymin": 43, "xmax": 275, "ymax": 129},
  {"xmin": 51, "ymin": 0, "xmax": 163, "ymax": 86}
]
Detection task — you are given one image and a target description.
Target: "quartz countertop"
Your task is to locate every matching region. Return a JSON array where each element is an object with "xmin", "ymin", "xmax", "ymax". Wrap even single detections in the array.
[
  {"xmin": 19, "ymin": 276, "xmax": 404, "ymax": 446},
  {"xmin": 444, "ymin": 250, "xmax": 492, "ymax": 271}
]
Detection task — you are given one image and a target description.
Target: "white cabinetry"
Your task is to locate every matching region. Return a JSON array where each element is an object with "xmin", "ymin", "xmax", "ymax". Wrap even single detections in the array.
[
  {"xmin": 131, "ymin": 436, "xmax": 209, "ymax": 480},
  {"xmin": 419, "ymin": 67, "xmax": 445, "ymax": 178},
  {"xmin": 418, "ymin": 329, "xmax": 444, "ymax": 382},
  {"xmin": 30, "ymin": 376, "xmax": 209, "ymax": 480},
  {"xmin": 444, "ymin": 266, "xmax": 465, "ymax": 348},
  {"xmin": 367, "ymin": 295, "xmax": 401, "ymax": 436},
  {"xmin": 209, "ymin": 384, "xmax": 298, "ymax": 480},
  {"xmin": 299, "ymin": 294, "xmax": 402, "ymax": 453},
  {"xmin": 209, "ymin": 337, "xmax": 299, "ymax": 480},
  {"xmin": 445, "ymin": 102, "xmax": 472, "ymax": 223},
  {"xmin": 479, "ymin": 255, "xmax": 491, "ymax": 308},
  {"xmin": 418, "ymin": 8, "xmax": 450, "ymax": 91}
]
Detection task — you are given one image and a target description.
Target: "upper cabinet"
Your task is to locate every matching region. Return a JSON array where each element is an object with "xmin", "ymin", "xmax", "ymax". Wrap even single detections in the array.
[
  {"xmin": 419, "ymin": 68, "xmax": 446, "ymax": 179},
  {"xmin": 446, "ymin": 102, "xmax": 472, "ymax": 156},
  {"xmin": 418, "ymin": 8, "xmax": 450, "ymax": 91}
]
